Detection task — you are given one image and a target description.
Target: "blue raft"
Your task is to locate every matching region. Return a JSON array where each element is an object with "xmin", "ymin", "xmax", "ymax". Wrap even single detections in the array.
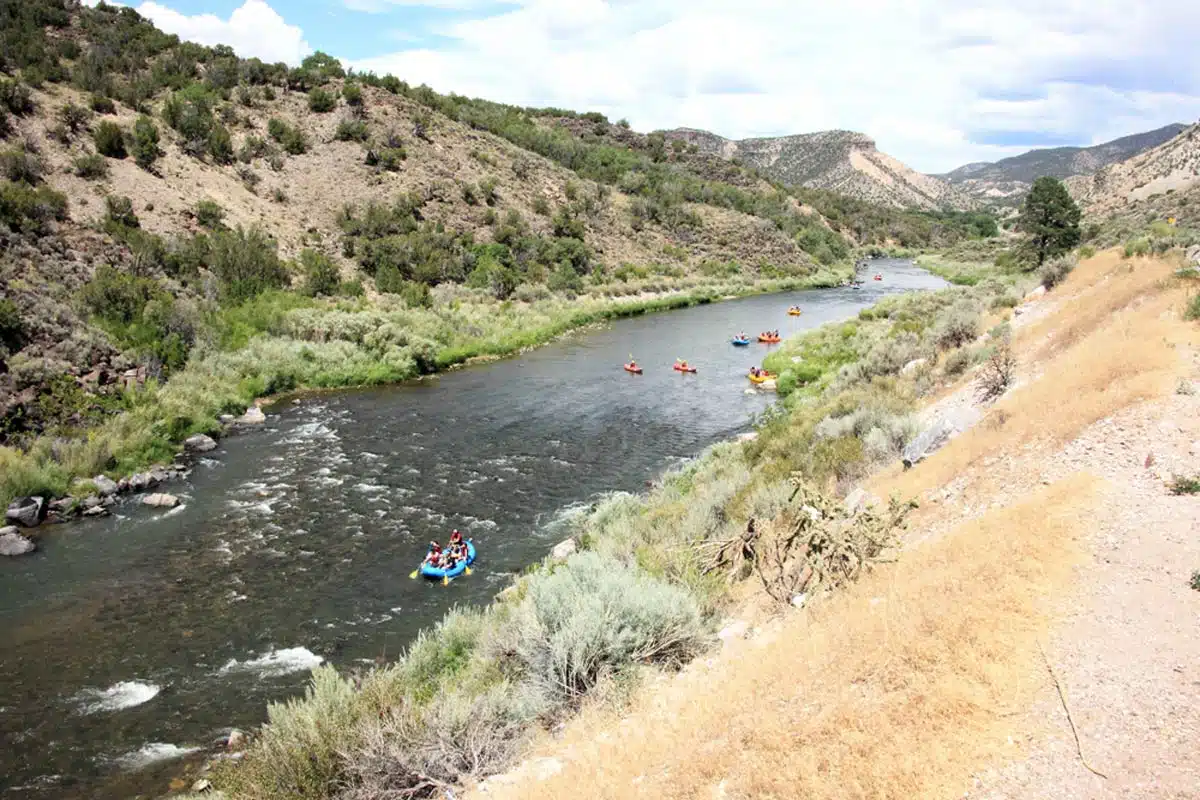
[
  {"xmin": 420, "ymin": 541, "xmax": 476, "ymax": 580},
  {"xmin": 731, "ymin": 338, "xmax": 751, "ymax": 347}
]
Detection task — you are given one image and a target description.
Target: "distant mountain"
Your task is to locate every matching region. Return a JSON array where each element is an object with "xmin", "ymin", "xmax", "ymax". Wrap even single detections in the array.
[
  {"xmin": 1066, "ymin": 123, "xmax": 1200, "ymax": 215},
  {"xmin": 941, "ymin": 124, "xmax": 1188, "ymax": 205},
  {"xmin": 661, "ymin": 128, "xmax": 975, "ymax": 211}
]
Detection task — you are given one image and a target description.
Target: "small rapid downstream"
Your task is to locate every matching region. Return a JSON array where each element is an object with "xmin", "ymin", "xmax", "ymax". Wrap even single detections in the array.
[{"xmin": 0, "ymin": 260, "xmax": 944, "ymax": 798}]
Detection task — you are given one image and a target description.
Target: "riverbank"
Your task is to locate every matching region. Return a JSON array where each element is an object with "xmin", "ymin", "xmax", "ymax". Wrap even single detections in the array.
[
  {"xmin": 192, "ymin": 259, "xmax": 1038, "ymax": 798},
  {"xmin": 465, "ymin": 249, "xmax": 1199, "ymax": 800},
  {"xmin": 0, "ymin": 267, "xmax": 849, "ymax": 514}
]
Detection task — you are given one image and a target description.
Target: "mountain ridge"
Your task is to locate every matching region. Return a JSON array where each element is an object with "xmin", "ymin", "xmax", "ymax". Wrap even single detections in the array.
[{"xmin": 659, "ymin": 127, "xmax": 975, "ymax": 212}]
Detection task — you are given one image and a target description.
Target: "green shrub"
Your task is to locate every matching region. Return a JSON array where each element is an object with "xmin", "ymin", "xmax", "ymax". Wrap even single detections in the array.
[
  {"xmin": 340, "ymin": 278, "xmax": 364, "ymax": 297},
  {"xmin": 943, "ymin": 347, "xmax": 972, "ymax": 376},
  {"xmin": 195, "ymin": 199, "xmax": 225, "ymax": 229},
  {"xmin": 342, "ymin": 82, "xmax": 363, "ymax": 107},
  {"xmin": 932, "ymin": 303, "xmax": 980, "ymax": 349},
  {"xmin": 335, "ymin": 118, "xmax": 368, "ymax": 142},
  {"xmin": 58, "ymin": 103, "xmax": 91, "ymax": 135},
  {"xmin": 532, "ymin": 196, "xmax": 549, "ymax": 216},
  {"xmin": 300, "ymin": 249, "xmax": 340, "ymax": 297},
  {"xmin": 0, "ymin": 298, "xmax": 23, "ymax": 352},
  {"xmin": 1191, "ymin": 571, "xmax": 1200, "ymax": 592},
  {"xmin": 1168, "ymin": 475, "xmax": 1200, "ymax": 495},
  {"xmin": 1186, "ymin": 292, "xmax": 1200, "ymax": 322},
  {"xmin": 0, "ymin": 182, "xmax": 68, "ymax": 234},
  {"xmin": 208, "ymin": 123, "xmax": 234, "ymax": 163},
  {"xmin": 547, "ymin": 261, "xmax": 583, "ymax": 293},
  {"xmin": 131, "ymin": 115, "xmax": 161, "ymax": 169},
  {"xmin": 1, "ymin": 146, "xmax": 44, "ymax": 184},
  {"xmin": 308, "ymin": 87, "xmax": 336, "ymax": 113},
  {"xmin": 479, "ymin": 176, "xmax": 498, "ymax": 205},
  {"xmin": 89, "ymin": 94, "xmax": 115, "ymax": 114},
  {"xmin": 238, "ymin": 134, "xmax": 271, "ymax": 163},
  {"xmin": 93, "ymin": 120, "xmax": 126, "ymax": 158},
  {"xmin": 0, "ymin": 80, "xmax": 33, "ymax": 115},
  {"xmin": 1124, "ymin": 237, "xmax": 1150, "ymax": 258},
  {"xmin": 518, "ymin": 551, "xmax": 704, "ymax": 699},
  {"xmin": 461, "ymin": 182, "xmax": 478, "ymax": 205},
  {"xmin": 73, "ymin": 153, "xmax": 108, "ymax": 179},
  {"xmin": 267, "ymin": 118, "xmax": 307, "ymax": 154},
  {"xmin": 104, "ymin": 195, "xmax": 139, "ymax": 229},
  {"xmin": 208, "ymin": 226, "xmax": 290, "ymax": 301},
  {"xmin": 1078, "ymin": 244, "xmax": 1096, "ymax": 259},
  {"xmin": 80, "ymin": 264, "xmax": 164, "ymax": 324}
]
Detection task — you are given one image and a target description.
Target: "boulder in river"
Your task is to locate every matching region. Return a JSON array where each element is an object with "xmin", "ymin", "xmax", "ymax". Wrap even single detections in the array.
[
  {"xmin": 142, "ymin": 493, "xmax": 179, "ymax": 509},
  {"xmin": 550, "ymin": 538, "xmax": 577, "ymax": 561},
  {"xmin": 6, "ymin": 496, "xmax": 46, "ymax": 528},
  {"xmin": 0, "ymin": 527, "xmax": 36, "ymax": 556},
  {"xmin": 237, "ymin": 407, "xmax": 266, "ymax": 425},
  {"xmin": 92, "ymin": 475, "xmax": 119, "ymax": 496},
  {"xmin": 83, "ymin": 505, "xmax": 110, "ymax": 518},
  {"xmin": 185, "ymin": 434, "xmax": 218, "ymax": 453}
]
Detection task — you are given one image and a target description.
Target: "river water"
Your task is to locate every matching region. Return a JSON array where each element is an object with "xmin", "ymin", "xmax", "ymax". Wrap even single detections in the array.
[{"xmin": 0, "ymin": 260, "xmax": 943, "ymax": 798}]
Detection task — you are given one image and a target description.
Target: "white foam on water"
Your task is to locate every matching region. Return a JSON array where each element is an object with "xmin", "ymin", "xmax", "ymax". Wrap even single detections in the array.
[
  {"xmin": 163, "ymin": 504, "xmax": 187, "ymax": 517},
  {"xmin": 220, "ymin": 647, "xmax": 324, "ymax": 678},
  {"xmin": 117, "ymin": 743, "xmax": 202, "ymax": 769},
  {"xmin": 74, "ymin": 681, "xmax": 161, "ymax": 714},
  {"xmin": 353, "ymin": 482, "xmax": 388, "ymax": 494}
]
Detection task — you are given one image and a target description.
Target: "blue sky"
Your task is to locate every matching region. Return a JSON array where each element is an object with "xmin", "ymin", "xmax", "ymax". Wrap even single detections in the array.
[{"xmin": 120, "ymin": 0, "xmax": 1200, "ymax": 173}]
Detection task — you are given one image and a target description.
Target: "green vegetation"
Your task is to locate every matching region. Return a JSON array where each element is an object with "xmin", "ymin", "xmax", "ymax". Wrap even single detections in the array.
[
  {"xmin": 1170, "ymin": 475, "xmax": 1200, "ymax": 495},
  {"xmin": 92, "ymin": 120, "xmax": 126, "ymax": 158},
  {"xmin": 307, "ymin": 86, "xmax": 336, "ymax": 113},
  {"xmin": 267, "ymin": 117, "xmax": 308, "ymax": 155},
  {"xmin": 1187, "ymin": 292, "xmax": 1200, "ymax": 322},
  {"xmin": 195, "ymin": 199, "xmax": 226, "ymax": 229},
  {"xmin": 1018, "ymin": 176, "xmax": 1081, "ymax": 267},
  {"xmin": 334, "ymin": 118, "xmax": 369, "ymax": 142},
  {"xmin": 72, "ymin": 153, "xmax": 108, "ymax": 179},
  {"xmin": 0, "ymin": 181, "xmax": 68, "ymax": 234},
  {"xmin": 131, "ymin": 114, "xmax": 161, "ymax": 169},
  {"xmin": 299, "ymin": 249, "xmax": 341, "ymax": 297}
]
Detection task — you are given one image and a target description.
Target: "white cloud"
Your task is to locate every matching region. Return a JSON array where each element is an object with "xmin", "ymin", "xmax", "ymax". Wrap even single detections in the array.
[
  {"xmin": 347, "ymin": 0, "xmax": 1200, "ymax": 172},
  {"xmin": 136, "ymin": 0, "xmax": 312, "ymax": 65}
]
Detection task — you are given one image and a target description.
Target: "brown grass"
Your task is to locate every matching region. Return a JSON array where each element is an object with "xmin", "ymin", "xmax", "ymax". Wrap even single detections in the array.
[
  {"xmin": 477, "ymin": 475, "xmax": 1099, "ymax": 800},
  {"xmin": 879, "ymin": 253, "xmax": 1186, "ymax": 501}
]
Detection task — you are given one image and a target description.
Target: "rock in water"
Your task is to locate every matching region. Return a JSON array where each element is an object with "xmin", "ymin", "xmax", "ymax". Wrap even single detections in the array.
[
  {"xmin": 83, "ymin": 505, "xmax": 110, "ymax": 518},
  {"xmin": 185, "ymin": 433, "xmax": 218, "ymax": 453},
  {"xmin": 550, "ymin": 538, "xmax": 577, "ymax": 561},
  {"xmin": 0, "ymin": 528, "xmax": 36, "ymax": 556},
  {"xmin": 6, "ymin": 496, "xmax": 45, "ymax": 528},
  {"xmin": 238, "ymin": 407, "xmax": 266, "ymax": 425},
  {"xmin": 142, "ymin": 493, "xmax": 179, "ymax": 509},
  {"xmin": 93, "ymin": 475, "xmax": 119, "ymax": 496}
]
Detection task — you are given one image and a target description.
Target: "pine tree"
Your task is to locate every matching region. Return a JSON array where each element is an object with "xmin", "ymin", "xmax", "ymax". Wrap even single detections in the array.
[{"xmin": 1018, "ymin": 176, "xmax": 1081, "ymax": 267}]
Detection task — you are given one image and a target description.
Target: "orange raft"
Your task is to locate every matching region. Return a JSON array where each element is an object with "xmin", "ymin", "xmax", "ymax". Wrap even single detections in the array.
[
  {"xmin": 624, "ymin": 363, "xmax": 643, "ymax": 374},
  {"xmin": 673, "ymin": 363, "xmax": 698, "ymax": 373},
  {"xmin": 758, "ymin": 335, "xmax": 781, "ymax": 343}
]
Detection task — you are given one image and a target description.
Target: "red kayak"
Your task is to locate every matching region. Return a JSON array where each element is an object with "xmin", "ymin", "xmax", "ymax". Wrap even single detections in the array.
[
  {"xmin": 624, "ymin": 363, "xmax": 643, "ymax": 374},
  {"xmin": 873, "ymin": 274, "xmax": 883, "ymax": 281},
  {"xmin": 673, "ymin": 364, "xmax": 697, "ymax": 373}
]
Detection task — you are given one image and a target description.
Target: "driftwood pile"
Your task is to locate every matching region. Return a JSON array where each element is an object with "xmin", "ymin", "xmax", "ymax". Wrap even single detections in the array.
[{"xmin": 698, "ymin": 474, "xmax": 915, "ymax": 604}]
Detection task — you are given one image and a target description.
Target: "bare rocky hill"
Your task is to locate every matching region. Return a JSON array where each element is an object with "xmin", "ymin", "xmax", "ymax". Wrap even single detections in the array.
[
  {"xmin": 942, "ymin": 124, "xmax": 1187, "ymax": 207},
  {"xmin": 661, "ymin": 127, "xmax": 975, "ymax": 211},
  {"xmin": 1066, "ymin": 123, "xmax": 1200, "ymax": 215}
]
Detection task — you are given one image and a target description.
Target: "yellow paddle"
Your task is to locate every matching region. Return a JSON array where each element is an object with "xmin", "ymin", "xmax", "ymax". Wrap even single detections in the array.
[{"xmin": 409, "ymin": 569, "xmax": 418, "ymax": 579}]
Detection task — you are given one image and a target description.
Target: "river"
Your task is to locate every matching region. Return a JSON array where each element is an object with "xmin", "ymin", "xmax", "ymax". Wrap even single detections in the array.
[{"xmin": 0, "ymin": 259, "xmax": 944, "ymax": 798}]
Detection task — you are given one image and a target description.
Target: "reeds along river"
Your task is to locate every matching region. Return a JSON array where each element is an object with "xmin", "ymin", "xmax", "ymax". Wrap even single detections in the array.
[{"xmin": 0, "ymin": 260, "xmax": 945, "ymax": 799}]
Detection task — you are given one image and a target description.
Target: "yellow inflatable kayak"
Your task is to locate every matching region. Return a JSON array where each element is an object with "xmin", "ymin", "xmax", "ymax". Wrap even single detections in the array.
[
  {"xmin": 787, "ymin": 308, "xmax": 802, "ymax": 316},
  {"xmin": 747, "ymin": 372, "xmax": 774, "ymax": 384}
]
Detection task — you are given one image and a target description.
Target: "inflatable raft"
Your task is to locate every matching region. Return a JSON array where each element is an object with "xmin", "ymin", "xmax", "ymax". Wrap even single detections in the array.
[
  {"xmin": 758, "ymin": 335, "xmax": 781, "ymax": 343},
  {"xmin": 624, "ymin": 363, "xmax": 643, "ymax": 374},
  {"xmin": 673, "ymin": 363, "xmax": 697, "ymax": 373},
  {"xmin": 420, "ymin": 541, "xmax": 476, "ymax": 580},
  {"xmin": 731, "ymin": 338, "xmax": 751, "ymax": 347}
]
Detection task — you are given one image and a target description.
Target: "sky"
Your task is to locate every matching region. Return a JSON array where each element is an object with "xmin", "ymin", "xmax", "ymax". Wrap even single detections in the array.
[{"xmin": 93, "ymin": 0, "xmax": 1200, "ymax": 174}]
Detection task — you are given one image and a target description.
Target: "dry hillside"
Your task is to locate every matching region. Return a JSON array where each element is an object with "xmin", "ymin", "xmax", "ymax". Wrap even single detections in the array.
[
  {"xmin": 943, "ymin": 123, "xmax": 1187, "ymax": 207},
  {"xmin": 662, "ymin": 127, "xmax": 975, "ymax": 211},
  {"xmin": 469, "ymin": 251, "xmax": 1200, "ymax": 799},
  {"xmin": 1067, "ymin": 123, "xmax": 1200, "ymax": 216}
]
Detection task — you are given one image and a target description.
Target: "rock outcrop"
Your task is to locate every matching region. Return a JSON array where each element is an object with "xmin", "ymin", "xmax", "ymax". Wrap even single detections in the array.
[
  {"xmin": 0, "ymin": 526, "xmax": 36, "ymax": 556},
  {"xmin": 6, "ymin": 496, "xmax": 46, "ymax": 528}
]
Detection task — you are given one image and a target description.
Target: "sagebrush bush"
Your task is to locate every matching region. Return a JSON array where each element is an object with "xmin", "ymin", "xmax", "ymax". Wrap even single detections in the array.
[
  {"xmin": 0, "ymin": 182, "xmax": 68, "ymax": 233},
  {"xmin": 1039, "ymin": 253, "xmax": 1077, "ymax": 290},
  {"xmin": 932, "ymin": 302, "xmax": 980, "ymax": 349},
  {"xmin": 208, "ymin": 226, "xmax": 290, "ymax": 301},
  {"xmin": 518, "ymin": 551, "xmax": 705, "ymax": 700},
  {"xmin": 58, "ymin": 102, "xmax": 91, "ymax": 134},
  {"xmin": 131, "ymin": 115, "xmax": 161, "ymax": 169},
  {"xmin": 73, "ymin": 153, "xmax": 108, "ymax": 179},
  {"xmin": 93, "ymin": 120, "xmax": 126, "ymax": 158},
  {"xmin": 943, "ymin": 347, "xmax": 971, "ymax": 377},
  {"xmin": 308, "ymin": 87, "xmax": 336, "ymax": 113},
  {"xmin": 104, "ymin": 194, "xmax": 139, "ymax": 228},
  {"xmin": 300, "ymin": 249, "xmax": 340, "ymax": 297},
  {"xmin": 89, "ymin": 94, "xmax": 115, "ymax": 114},
  {"xmin": 335, "ymin": 118, "xmax": 369, "ymax": 142},
  {"xmin": 195, "ymin": 199, "xmax": 225, "ymax": 229},
  {"xmin": 1, "ymin": 146, "xmax": 44, "ymax": 184}
]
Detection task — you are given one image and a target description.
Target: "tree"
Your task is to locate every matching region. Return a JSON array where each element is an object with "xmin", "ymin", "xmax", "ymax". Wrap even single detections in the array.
[
  {"xmin": 300, "ymin": 249, "xmax": 340, "ymax": 296},
  {"xmin": 1017, "ymin": 176, "xmax": 1081, "ymax": 267},
  {"xmin": 93, "ymin": 120, "xmax": 126, "ymax": 158},
  {"xmin": 131, "ymin": 114, "xmax": 161, "ymax": 169}
]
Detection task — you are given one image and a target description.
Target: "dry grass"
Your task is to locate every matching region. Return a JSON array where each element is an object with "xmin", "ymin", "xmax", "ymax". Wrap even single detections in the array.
[
  {"xmin": 880, "ymin": 253, "xmax": 1186, "ymax": 500},
  {"xmin": 477, "ymin": 475, "xmax": 1099, "ymax": 800}
]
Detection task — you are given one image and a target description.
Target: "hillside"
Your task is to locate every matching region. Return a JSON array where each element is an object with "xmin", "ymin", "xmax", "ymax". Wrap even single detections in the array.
[
  {"xmin": 0, "ymin": 0, "xmax": 1001, "ymax": 507},
  {"xmin": 661, "ymin": 127, "xmax": 975, "ymax": 211},
  {"xmin": 943, "ymin": 123, "xmax": 1187, "ymax": 206},
  {"xmin": 1066, "ymin": 123, "xmax": 1200, "ymax": 216}
]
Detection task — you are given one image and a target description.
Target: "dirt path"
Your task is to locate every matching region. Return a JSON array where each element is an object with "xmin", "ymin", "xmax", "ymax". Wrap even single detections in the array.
[{"xmin": 966, "ymin": 391, "xmax": 1200, "ymax": 799}]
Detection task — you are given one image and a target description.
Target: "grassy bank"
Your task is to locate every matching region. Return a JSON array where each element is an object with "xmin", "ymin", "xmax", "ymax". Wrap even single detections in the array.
[
  {"xmin": 0, "ymin": 268, "xmax": 847, "ymax": 509},
  {"xmin": 201, "ymin": 256, "xmax": 1039, "ymax": 799}
]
